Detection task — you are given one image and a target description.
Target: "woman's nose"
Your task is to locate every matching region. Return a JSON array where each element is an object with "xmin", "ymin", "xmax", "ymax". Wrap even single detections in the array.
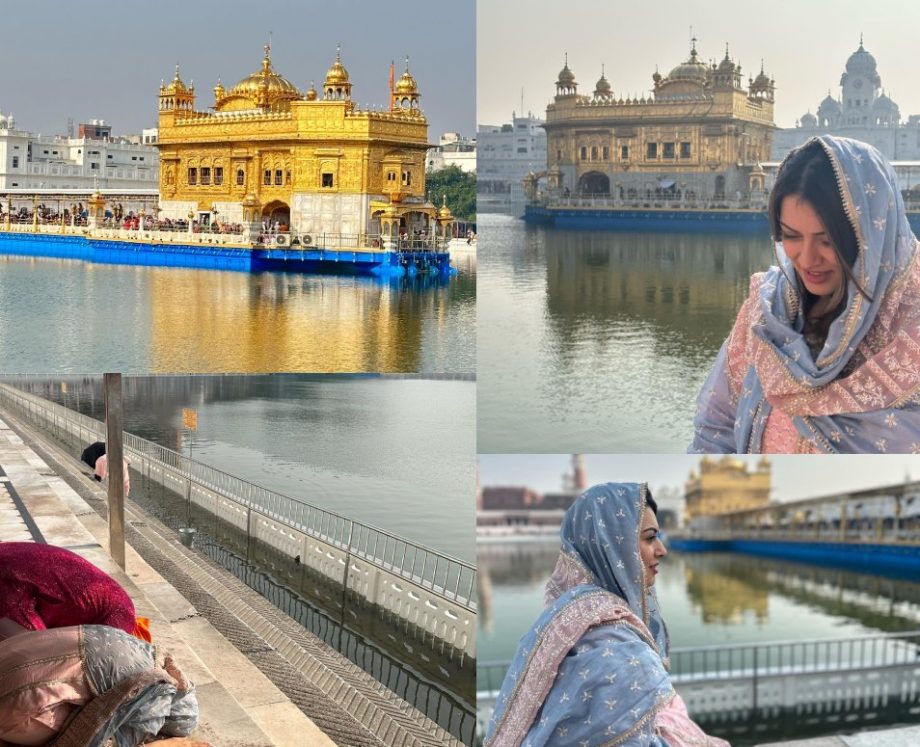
[{"xmin": 798, "ymin": 238, "xmax": 821, "ymax": 266}]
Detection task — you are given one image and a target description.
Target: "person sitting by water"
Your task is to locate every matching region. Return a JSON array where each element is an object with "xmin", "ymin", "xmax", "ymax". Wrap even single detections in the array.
[
  {"xmin": 0, "ymin": 543, "xmax": 148, "ymax": 641},
  {"xmin": 94, "ymin": 452, "xmax": 131, "ymax": 497},
  {"xmin": 484, "ymin": 483, "xmax": 727, "ymax": 747},
  {"xmin": 0, "ymin": 622, "xmax": 199, "ymax": 746},
  {"xmin": 691, "ymin": 135, "xmax": 920, "ymax": 453}
]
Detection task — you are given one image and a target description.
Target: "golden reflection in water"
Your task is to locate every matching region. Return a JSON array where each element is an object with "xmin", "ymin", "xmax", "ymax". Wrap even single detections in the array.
[
  {"xmin": 684, "ymin": 560, "xmax": 769, "ymax": 624},
  {"xmin": 148, "ymin": 270, "xmax": 423, "ymax": 372},
  {"xmin": 543, "ymin": 232, "xmax": 775, "ymax": 344}
]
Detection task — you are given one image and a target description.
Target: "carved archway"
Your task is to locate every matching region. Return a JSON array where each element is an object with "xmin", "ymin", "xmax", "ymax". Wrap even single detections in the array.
[
  {"xmin": 261, "ymin": 200, "xmax": 290, "ymax": 229},
  {"xmin": 577, "ymin": 171, "xmax": 610, "ymax": 195}
]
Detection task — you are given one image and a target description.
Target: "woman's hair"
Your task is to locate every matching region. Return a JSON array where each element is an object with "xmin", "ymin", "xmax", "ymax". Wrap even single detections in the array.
[
  {"xmin": 646, "ymin": 490, "xmax": 658, "ymax": 515},
  {"xmin": 769, "ymin": 140, "xmax": 870, "ymax": 315}
]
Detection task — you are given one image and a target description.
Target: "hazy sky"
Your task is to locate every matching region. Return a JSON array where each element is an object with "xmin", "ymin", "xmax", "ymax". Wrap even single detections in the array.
[
  {"xmin": 478, "ymin": 454, "xmax": 920, "ymax": 508},
  {"xmin": 2, "ymin": 0, "xmax": 474, "ymax": 140},
  {"xmin": 478, "ymin": 0, "xmax": 920, "ymax": 129}
]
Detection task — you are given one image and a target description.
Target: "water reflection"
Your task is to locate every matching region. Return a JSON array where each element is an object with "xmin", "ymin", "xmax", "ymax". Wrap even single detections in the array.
[
  {"xmin": 0, "ymin": 256, "xmax": 475, "ymax": 373},
  {"xmin": 478, "ymin": 214, "xmax": 774, "ymax": 451},
  {"xmin": 477, "ymin": 543, "xmax": 920, "ymax": 665},
  {"xmin": 8, "ymin": 375, "xmax": 476, "ymax": 562},
  {"xmin": 683, "ymin": 555, "xmax": 769, "ymax": 625}
]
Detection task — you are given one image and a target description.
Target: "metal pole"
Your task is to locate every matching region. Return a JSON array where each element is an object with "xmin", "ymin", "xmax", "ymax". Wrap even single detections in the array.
[
  {"xmin": 339, "ymin": 520, "xmax": 355, "ymax": 625},
  {"xmin": 104, "ymin": 373, "xmax": 126, "ymax": 570},
  {"xmin": 752, "ymin": 644, "xmax": 759, "ymax": 712},
  {"xmin": 186, "ymin": 427, "xmax": 193, "ymax": 526}
]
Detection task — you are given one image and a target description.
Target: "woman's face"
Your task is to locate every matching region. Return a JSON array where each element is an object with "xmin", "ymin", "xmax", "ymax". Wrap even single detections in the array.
[
  {"xmin": 779, "ymin": 196, "xmax": 844, "ymax": 299},
  {"xmin": 639, "ymin": 507, "xmax": 667, "ymax": 586}
]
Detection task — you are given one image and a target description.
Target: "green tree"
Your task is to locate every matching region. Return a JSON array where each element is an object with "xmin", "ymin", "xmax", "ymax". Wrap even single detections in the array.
[{"xmin": 425, "ymin": 165, "xmax": 476, "ymax": 223}]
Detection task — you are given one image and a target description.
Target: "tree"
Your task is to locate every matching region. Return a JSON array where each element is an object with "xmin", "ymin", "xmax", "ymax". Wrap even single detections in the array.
[{"xmin": 425, "ymin": 164, "xmax": 476, "ymax": 223}]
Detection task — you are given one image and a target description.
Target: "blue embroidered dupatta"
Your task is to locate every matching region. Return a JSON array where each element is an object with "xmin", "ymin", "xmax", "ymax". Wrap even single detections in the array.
[
  {"xmin": 484, "ymin": 483, "xmax": 674, "ymax": 747},
  {"xmin": 691, "ymin": 135, "xmax": 920, "ymax": 453}
]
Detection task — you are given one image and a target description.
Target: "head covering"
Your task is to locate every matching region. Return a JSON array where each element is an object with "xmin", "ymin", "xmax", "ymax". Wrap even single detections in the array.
[
  {"xmin": 484, "ymin": 483, "xmax": 674, "ymax": 747},
  {"xmin": 545, "ymin": 482, "xmax": 669, "ymax": 656},
  {"xmin": 699, "ymin": 135, "xmax": 920, "ymax": 452}
]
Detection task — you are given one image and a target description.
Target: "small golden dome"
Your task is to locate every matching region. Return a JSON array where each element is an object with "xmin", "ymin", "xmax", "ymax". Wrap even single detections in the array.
[
  {"xmin": 226, "ymin": 45, "xmax": 301, "ymax": 108},
  {"xmin": 163, "ymin": 64, "xmax": 190, "ymax": 95},
  {"xmin": 395, "ymin": 58, "xmax": 418, "ymax": 94},
  {"xmin": 325, "ymin": 46, "xmax": 350, "ymax": 86},
  {"xmin": 305, "ymin": 81, "xmax": 317, "ymax": 101},
  {"xmin": 557, "ymin": 54, "xmax": 576, "ymax": 86},
  {"xmin": 213, "ymin": 78, "xmax": 225, "ymax": 99}
]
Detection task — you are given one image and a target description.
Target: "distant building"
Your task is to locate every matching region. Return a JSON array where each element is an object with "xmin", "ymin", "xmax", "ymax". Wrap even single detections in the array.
[
  {"xmin": 773, "ymin": 38, "xmax": 920, "ymax": 161},
  {"xmin": 479, "ymin": 486, "xmax": 542, "ymax": 511},
  {"xmin": 541, "ymin": 40, "xmax": 775, "ymax": 202},
  {"xmin": 0, "ymin": 111, "xmax": 159, "ymax": 191},
  {"xmin": 477, "ymin": 454, "xmax": 584, "ymax": 535},
  {"xmin": 477, "ymin": 113, "xmax": 546, "ymax": 206},
  {"xmin": 684, "ymin": 456, "xmax": 771, "ymax": 524},
  {"xmin": 427, "ymin": 132, "xmax": 476, "ymax": 173}
]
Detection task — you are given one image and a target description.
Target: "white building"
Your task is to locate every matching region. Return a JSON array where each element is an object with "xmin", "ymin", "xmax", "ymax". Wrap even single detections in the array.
[
  {"xmin": 772, "ymin": 39, "xmax": 920, "ymax": 161},
  {"xmin": 426, "ymin": 132, "xmax": 476, "ymax": 173},
  {"xmin": 476, "ymin": 112, "xmax": 546, "ymax": 207},
  {"xmin": 0, "ymin": 112, "xmax": 159, "ymax": 190}
]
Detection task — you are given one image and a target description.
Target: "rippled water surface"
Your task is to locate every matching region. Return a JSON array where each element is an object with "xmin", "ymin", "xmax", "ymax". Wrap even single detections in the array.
[
  {"xmin": 14, "ymin": 374, "xmax": 476, "ymax": 561},
  {"xmin": 477, "ymin": 213, "xmax": 775, "ymax": 451},
  {"xmin": 0, "ymin": 254, "xmax": 476, "ymax": 373},
  {"xmin": 478, "ymin": 542, "xmax": 920, "ymax": 665}
]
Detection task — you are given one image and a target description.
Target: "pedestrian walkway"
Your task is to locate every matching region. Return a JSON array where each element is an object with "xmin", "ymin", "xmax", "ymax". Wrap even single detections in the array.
[
  {"xmin": 757, "ymin": 724, "xmax": 920, "ymax": 746},
  {"xmin": 0, "ymin": 405, "xmax": 464, "ymax": 746},
  {"xmin": 0, "ymin": 414, "xmax": 331, "ymax": 747}
]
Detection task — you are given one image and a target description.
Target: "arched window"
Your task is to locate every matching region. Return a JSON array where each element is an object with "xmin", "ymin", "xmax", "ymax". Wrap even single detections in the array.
[{"xmin": 236, "ymin": 169, "xmax": 245, "ymax": 186}]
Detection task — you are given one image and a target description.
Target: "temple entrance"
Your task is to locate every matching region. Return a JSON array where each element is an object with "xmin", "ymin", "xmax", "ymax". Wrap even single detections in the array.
[
  {"xmin": 577, "ymin": 171, "xmax": 610, "ymax": 195},
  {"xmin": 261, "ymin": 201, "xmax": 290, "ymax": 231}
]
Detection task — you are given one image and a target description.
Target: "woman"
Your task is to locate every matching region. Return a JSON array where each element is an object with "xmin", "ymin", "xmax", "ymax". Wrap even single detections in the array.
[
  {"xmin": 0, "ymin": 623, "xmax": 198, "ymax": 746},
  {"xmin": 690, "ymin": 135, "xmax": 920, "ymax": 453},
  {"xmin": 484, "ymin": 483, "xmax": 727, "ymax": 747},
  {"xmin": 0, "ymin": 543, "xmax": 146, "ymax": 640}
]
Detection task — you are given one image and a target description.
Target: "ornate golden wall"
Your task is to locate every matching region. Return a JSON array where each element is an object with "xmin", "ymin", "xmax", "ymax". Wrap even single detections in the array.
[
  {"xmin": 156, "ymin": 51, "xmax": 433, "ymax": 234},
  {"xmin": 544, "ymin": 43, "xmax": 776, "ymax": 197}
]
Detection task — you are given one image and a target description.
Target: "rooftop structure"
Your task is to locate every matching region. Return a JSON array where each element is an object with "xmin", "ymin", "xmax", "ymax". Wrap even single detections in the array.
[{"xmin": 773, "ymin": 37, "xmax": 920, "ymax": 161}]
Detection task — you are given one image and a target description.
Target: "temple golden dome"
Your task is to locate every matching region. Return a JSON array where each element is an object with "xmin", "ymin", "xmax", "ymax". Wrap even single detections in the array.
[
  {"xmin": 324, "ymin": 46, "xmax": 350, "ymax": 86},
  {"xmin": 162, "ymin": 64, "xmax": 191, "ymax": 95},
  {"xmin": 395, "ymin": 59, "xmax": 418, "ymax": 94},
  {"xmin": 224, "ymin": 46, "xmax": 301, "ymax": 109}
]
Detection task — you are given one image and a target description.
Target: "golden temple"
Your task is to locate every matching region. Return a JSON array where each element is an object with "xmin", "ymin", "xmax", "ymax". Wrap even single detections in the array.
[
  {"xmin": 156, "ymin": 45, "xmax": 442, "ymax": 242},
  {"xmin": 684, "ymin": 456, "xmax": 772, "ymax": 523},
  {"xmin": 535, "ymin": 40, "xmax": 776, "ymax": 202}
]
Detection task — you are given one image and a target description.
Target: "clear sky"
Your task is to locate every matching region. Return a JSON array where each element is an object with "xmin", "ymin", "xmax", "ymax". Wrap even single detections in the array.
[
  {"xmin": 478, "ymin": 0, "xmax": 920, "ymax": 129},
  {"xmin": 2, "ymin": 0, "xmax": 474, "ymax": 140},
  {"xmin": 478, "ymin": 454, "xmax": 920, "ymax": 509}
]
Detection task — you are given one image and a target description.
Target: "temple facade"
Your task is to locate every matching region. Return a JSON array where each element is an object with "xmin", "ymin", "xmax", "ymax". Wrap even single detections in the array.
[
  {"xmin": 684, "ymin": 456, "xmax": 772, "ymax": 523},
  {"xmin": 156, "ymin": 46, "xmax": 439, "ymax": 240},
  {"xmin": 541, "ymin": 40, "xmax": 776, "ymax": 201}
]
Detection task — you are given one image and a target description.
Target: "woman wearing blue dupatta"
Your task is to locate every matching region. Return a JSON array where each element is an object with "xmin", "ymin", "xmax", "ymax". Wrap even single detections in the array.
[
  {"xmin": 484, "ymin": 483, "xmax": 728, "ymax": 747},
  {"xmin": 690, "ymin": 135, "xmax": 920, "ymax": 453}
]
